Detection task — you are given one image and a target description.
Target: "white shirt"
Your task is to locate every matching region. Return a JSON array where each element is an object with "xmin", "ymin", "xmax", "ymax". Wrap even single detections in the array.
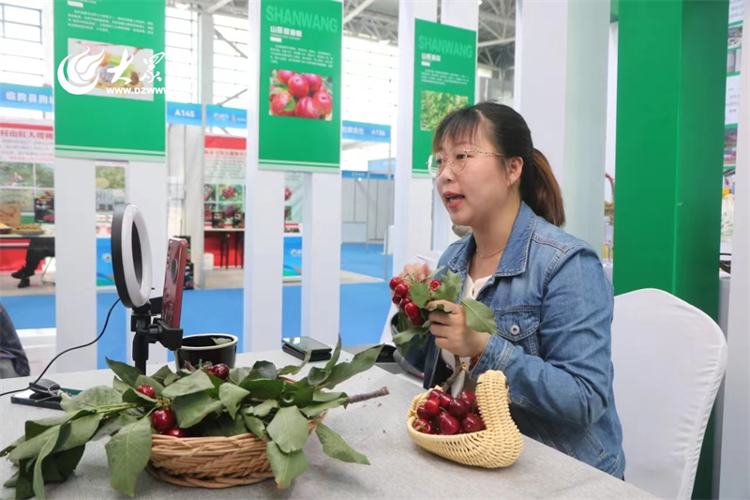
[{"xmin": 441, "ymin": 274, "xmax": 491, "ymax": 397}]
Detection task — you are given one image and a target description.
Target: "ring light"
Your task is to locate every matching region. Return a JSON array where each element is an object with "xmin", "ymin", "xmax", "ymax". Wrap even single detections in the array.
[{"xmin": 112, "ymin": 204, "xmax": 153, "ymax": 309}]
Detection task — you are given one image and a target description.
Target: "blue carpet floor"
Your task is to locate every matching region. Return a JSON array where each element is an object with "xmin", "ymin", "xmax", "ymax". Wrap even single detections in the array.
[{"xmin": 2, "ymin": 243, "xmax": 393, "ymax": 369}]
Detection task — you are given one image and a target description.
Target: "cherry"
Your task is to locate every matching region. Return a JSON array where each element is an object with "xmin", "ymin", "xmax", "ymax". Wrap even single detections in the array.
[
  {"xmin": 392, "ymin": 295, "xmax": 403, "ymax": 306},
  {"xmin": 403, "ymin": 302, "xmax": 421, "ymax": 321},
  {"xmin": 277, "ymin": 69, "xmax": 295, "ymax": 84},
  {"xmin": 393, "ymin": 283, "xmax": 409, "ymax": 299},
  {"xmin": 410, "ymin": 315, "xmax": 424, "ymax": 326},
  {"xmin": 166, "ymin": 428, "xmax": 188, "ymax": 438},
  {"xmin": 303, "ymin": 73, "xmax": 323, "ymax": 93},
  {"xmin": 430, "ymin": 279, "xmax": 441, "ymax": 291},
  {"xmin": 389, "ymin": 276, "xmax": 403, "ymax": 291},
  {"xmin": 448, "ymin": 398, "xmax": 470, "ymax": 419},
  {"xmin": 437, "ymin": 392, "xmax": 453, "ymax": 410},
  {"xmin": 287, "ymin": 74, "xmax": 310, "ymax": 98},
  {"xmin": 413, "ymin": 418, "xmax": 434, "ymax": 434},
  {"xmin": 399, "ymin": 297, "xmax": 413, "ymax": 311},
  {"xmin": 416, "ymin": 399, "xmax": 440, "ymax": 419},
  {"xmin": 428, "ymin": 389, "xmax": 444, "ymax": 401},
  {"xmin": 136, "ymin": 385, "xmax": 155, "ymax": 399},
  {"xmin": 437, "ymin": 412, "xmax": 461, "ymax": 435},
  {"xmin": 212, "ymin": 364, "xmax": 229, "ymax": 380},
  {"xmin": 151, "ymin": 409, "xmax": 176, "ymax": 433},
  {"xmin": 462, "ymin": 413, "xmax": 485, "ymax": 433},
  {"xmin": 458, "ymin": 389, "xmax": 477, "ymax": 411}
]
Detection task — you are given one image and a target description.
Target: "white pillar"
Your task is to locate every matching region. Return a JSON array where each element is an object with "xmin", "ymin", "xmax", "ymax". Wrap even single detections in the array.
[
  {"xmin": 394, "ymin": 0, "xmax": 438, "ymax": 275},
  {"xmin": 300, "ymin": 0, "xmax": 343, "ymax": 348},
  {"xmin": 720, "ymin": 4, "xmax": 750, "ymax": 498},
  {"xmin": 515, "ymin": 0, "xmax": 609, "ymax": 254},
  {"xmin": 244, "ymin": 0, "xmax": 285, "ymax": 352},
  {"xmin": 433, "ymin": 0, "xmax": 479, "ymax": 254},
  {"xmin": 125, "ymin": 161, "xmax": 168, "ymax": 365},
  {"xmin": 54, "ymin": 158, "xmax": 97, "ymax": 372}
]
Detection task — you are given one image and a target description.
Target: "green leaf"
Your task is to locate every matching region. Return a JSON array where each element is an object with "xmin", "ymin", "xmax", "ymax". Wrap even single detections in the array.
[
  {"xmin": 300, "ymin": 397, "xmax": 348, "ymax": 418},
  {"xmin": 52, "ymin": 445, "xmax": 85, "ymax": 481},
  {"xmin": 409, "ymin": 282, "xmax": 431, "ymax": 308},
  {"xmin": 25, "ymin": 412, "xmax": 81, "ymax": 440},
  {"xmin": 247, "ymin": 399, "xmax": 279, "ymax": 418},
  {"xmin": 396, "ymin": 312, "xmax": 412, "ymax": 335},
  {"xmin": 113, "ymin": 377, "xmax": 130, "ymax": 394},
  {"xmin": 172, "ymin": 392, "xmax": 223, "ymax": 428},
  {"xmin": 105, "ymin": 417, "xmax": 152, "ymax": 498},
  {"xmin": 135, "ymin": 375, "xmax": 164, "ymax": 396},
  {"xmin": 57, "ymin": 414, "xmax": 103, "ymax": 452},
  {"xmin": 163, "ymin": 372, "xmax": 181, "ymax": 387},
  {"xmin": 312, "ymin": 390, "xmax": 346, "ymax": 403},
  {"xmin": 324, "ymin": 337, "xmax": 342, "ymax": 372},
  {"xmin": 61, "ymin": 386, "xmax": 123, "ymax": 413},
  {"xmin": 306, "ymin": 367, "xmax": 330, "ymax": 386},
  {"xmin": 239, "ymin": 379, "xmax": 285, "ymax": 400},
  {"xmin": 243, "ymin": 415, "xmax": 266, "ymax": 439},
  {"xmin": 219, "ymin": 383, "xmax": 250, "ymax": 419},
  {"xmin": 251, "ymin": 360, "xmax": 278, "ymax": 380},
  {"xmin": 33, "ymin": 426, "xmax": 61, "ymax": 500},
  {"xmin": 4, "ymin": 472, "xmax": 18, "ymax": 488},
  {"xmin": 9, "ymin": 427, "xmax": 59, "ymax": 463},
  {"xmin": 266, "ymin": 406, "xmax": 310, "ymax": 453},
  {"xmin": 266, "ymin": 441, "xmax": 308, "ymax": 489},
  {"xmin": 290, "ymin": 386, "xmax": 314, "ymax": 408},
  {"xmin": 161, "ymin": 369, "xmax": 215, "ymax": 398},
  {"xmin": 150, "ymin": 365, "xmax": 173, "ymax": 385},
  {"xmin": 392, "ymin": 329, "xmax": 419, "ymax": 347},
  {"xmin": 315, "ymin": 423, "xmax": 369, "ymax": 465},
  {"xmin": 277, "ymin": 349, "xmax": 312, "ymax": 376},
  {"xmin": 91, "ymin": 415, "xmax": 126, "ymax": 441},
  {"xmin": 122, "ymin": 388, "xmax": 157, "ymax": 405},
  {"xmin": 461, "ymin": 298, "xmax": 498, "ymax": 334},
  {"xmin": 323, "ymin": 345, "xmax": 384, "ymax": 390},
  {"xmin": 433, "ymin": 269, "xmax": 461, "ymax": 302},
  {"xmin": 105, "ymin": 358, "xmax": 143, "ymax": 387},
  {"xmin": 15, "ymin": 459, "xmax": 34, "ymax": 500},
  {"xmin": 229, "ymin": 367, "xmax": 250, "ymax": 385},
  {"xmin": 215, "ymin": 413, "xmax": 247, "ymax": 437},
  {"xmin": 427, "ymin": 303, "xmax": 453, "ymax": 313}
]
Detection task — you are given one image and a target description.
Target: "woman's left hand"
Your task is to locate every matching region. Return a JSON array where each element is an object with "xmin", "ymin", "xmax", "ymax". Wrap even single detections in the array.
[{"xmin": 427, "ymin": 300, "xmax": 490, "ymax": 359}]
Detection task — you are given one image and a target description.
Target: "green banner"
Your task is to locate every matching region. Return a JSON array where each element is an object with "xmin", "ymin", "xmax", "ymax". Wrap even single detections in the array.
[
  {"xmin": 412, "ymin": 20, "xmax": 476, "ymax": 177},
  {"xmin": 259, "ymin": 0, "xmax": 342, "ymax": 173},
  {"xmin": 53, "ymin": 0, "xmax": 166, "ymax": 161}
]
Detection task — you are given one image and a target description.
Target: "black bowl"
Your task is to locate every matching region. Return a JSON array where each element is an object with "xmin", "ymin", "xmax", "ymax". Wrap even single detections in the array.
[{"xmin": 174, "ymin": 333, "xmax": 238, "ymax": 370}]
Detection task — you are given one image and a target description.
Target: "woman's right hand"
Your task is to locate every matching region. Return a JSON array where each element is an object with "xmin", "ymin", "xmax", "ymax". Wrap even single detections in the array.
[{"xmin": 399, "ymin": 263, "xmax": 431, "ymax": 284}]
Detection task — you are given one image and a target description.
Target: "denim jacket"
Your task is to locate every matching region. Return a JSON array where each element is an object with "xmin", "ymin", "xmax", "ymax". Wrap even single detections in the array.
[{"xmin": 402, "ymin": 202, "xmax": 625, "ymax": 477}]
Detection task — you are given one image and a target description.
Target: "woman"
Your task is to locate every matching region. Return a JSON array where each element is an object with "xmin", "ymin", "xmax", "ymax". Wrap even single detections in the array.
[{"xmin": 396, "ymin": 102, "xmax": 625, "ymax": 477}]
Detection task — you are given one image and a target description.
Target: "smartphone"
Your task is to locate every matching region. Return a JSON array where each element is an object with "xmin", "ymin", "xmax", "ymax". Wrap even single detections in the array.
[
  {"xmin": 11, "ymin": 388, "xmax": 81, "ymax": 411},
  {"xmin": 282, "ymin": 336, "xmax": 332, "ymax": 362},
  {"xmin": 161, "ymin": 238, "xmax": 188, "ymax": 329}
]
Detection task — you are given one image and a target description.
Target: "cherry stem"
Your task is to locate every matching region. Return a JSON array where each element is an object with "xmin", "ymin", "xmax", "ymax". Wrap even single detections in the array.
[{"xmin": 345, "ymin": 386, "xmax": 390, "ymax": 406}]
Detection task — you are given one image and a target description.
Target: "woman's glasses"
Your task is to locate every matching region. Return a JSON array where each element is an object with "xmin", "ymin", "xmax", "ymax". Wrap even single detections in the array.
[{"xmin": 427, "ymin": 148, "xmax": 505, "ymax": 179}]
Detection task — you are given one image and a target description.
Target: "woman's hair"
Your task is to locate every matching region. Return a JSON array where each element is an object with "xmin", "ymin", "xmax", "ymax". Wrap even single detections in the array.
[{"xmin": 432, "ymin": 102, "xmax": 565, "ymax": 227}]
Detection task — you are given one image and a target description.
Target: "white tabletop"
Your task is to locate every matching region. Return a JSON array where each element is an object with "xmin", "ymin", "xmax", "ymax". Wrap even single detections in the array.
[{"xmin": 0, "ymin": 350, "xmax": 656, "ymax": 499}]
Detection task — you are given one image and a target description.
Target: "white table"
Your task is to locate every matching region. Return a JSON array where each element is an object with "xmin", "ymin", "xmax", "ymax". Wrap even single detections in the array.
[{"xmin": 0, "ymin": 351, "xmax": 656, "ymax": 499}]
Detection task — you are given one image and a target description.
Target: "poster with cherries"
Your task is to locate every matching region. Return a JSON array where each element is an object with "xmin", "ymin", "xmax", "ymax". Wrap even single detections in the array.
[{"xmin": 258, "ymin": 0, "xmax": 342, "ymax": 173}]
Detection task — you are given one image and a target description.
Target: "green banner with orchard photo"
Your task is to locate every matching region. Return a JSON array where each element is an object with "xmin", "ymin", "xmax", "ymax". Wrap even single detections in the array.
[
  {"xmin": 53, "ymin": 0, "xmax": 166, "ymax": 161},
  {"xmin": 259, "ymin": 0, "xmax": 342, "ymax": 173},
  {"xmin": 413, "ymin": 20, "xmax": 476, "ymax": 177}
]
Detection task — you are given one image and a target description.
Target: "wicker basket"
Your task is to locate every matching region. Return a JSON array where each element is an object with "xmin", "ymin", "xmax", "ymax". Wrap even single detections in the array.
[
  {"xmin": 147, "ymin": 413, "xmax": 325, "ymax": 489},
  {"xmin": 406, "ymin": 370, "xmax": 523, "ymax": 468}
]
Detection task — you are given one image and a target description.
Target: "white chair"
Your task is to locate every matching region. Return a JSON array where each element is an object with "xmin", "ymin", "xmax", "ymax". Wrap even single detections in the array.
[{"xmin": 611, "ymin": 288, "xmax": 728, "ymax": 500}]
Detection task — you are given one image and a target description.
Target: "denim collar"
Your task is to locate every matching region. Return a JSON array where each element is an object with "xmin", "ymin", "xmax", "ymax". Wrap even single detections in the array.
[{"xmin": 447, "ymin": 201, "xmax": 537, "ymax": 277}]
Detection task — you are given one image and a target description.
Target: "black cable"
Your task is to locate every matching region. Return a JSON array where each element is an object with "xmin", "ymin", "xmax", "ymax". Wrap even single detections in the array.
[{"xmin": 0, "ymin": 298, "xmax": 121, "ymax": 398}]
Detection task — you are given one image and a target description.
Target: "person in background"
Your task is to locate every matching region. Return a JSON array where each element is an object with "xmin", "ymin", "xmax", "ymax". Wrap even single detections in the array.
[
  {"xmin": 10, "ymin": 239, "xmax": 55, "ymax": 289},
  {"xmin": 394, "ymin": 102, "xmax": 625, "ymax": 478},
  {"xmin": 0, "ymin": 300, "xmax": 30, "ymax": 378}
]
